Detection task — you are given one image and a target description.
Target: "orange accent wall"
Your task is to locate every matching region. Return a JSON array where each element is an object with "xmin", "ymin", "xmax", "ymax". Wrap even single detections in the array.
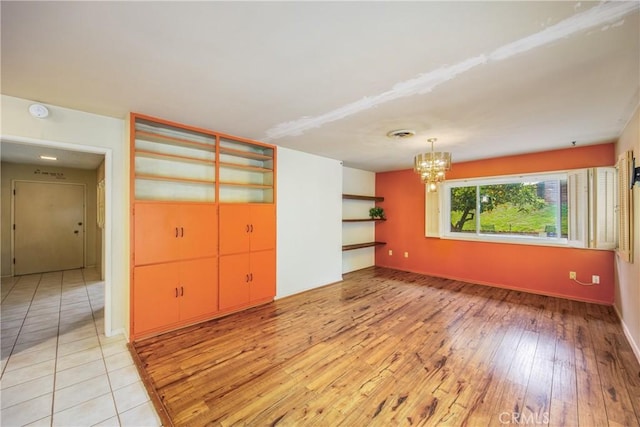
[{"xmin": 375, "ymin": 143, "xmax": 616, "ymax": 304}]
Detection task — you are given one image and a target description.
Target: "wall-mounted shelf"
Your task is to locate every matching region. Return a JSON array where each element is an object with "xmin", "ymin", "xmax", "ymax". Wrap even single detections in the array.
[
  {"xmin": 342, "ymin": 242, "xmax": 386, "ymax": 251},
  {"xmin": 342, "ymin": 218, "xmax": 386, "ymax": 222},
  {"xmin": 342, "ymin": 194, "xmax": 384, "ymax": 202}
]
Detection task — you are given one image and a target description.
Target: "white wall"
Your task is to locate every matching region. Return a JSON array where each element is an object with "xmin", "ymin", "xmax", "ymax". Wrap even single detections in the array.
[
  {"xmin": 614, "ymin": 105, "xmax": 640, "ymax": 362},
  {"xmin": 276, "ymin": 147, "xmax": 343, "ymax": 298},
  {"xmin": 1, "ymin": 95, "xmax": 127, "ymax": 337},
  {"xmin": 342, "ymin": 167, "xmax": 376, "ymax": 273}
]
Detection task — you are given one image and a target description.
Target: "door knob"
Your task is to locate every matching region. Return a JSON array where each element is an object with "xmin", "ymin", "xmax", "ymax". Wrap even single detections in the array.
[
  {"xmin": 74, "ymin": 230, "xmax": 79, "ymax": 234},
  {"xmin": 78, "ymin": 222, "xmax": 83, "ymax": 226}
]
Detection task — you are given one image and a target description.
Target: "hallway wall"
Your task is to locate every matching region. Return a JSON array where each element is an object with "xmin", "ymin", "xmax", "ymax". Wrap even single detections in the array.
[{"xmin": 1, "ymin": 162, "xmax": 99, "ymax": 275}]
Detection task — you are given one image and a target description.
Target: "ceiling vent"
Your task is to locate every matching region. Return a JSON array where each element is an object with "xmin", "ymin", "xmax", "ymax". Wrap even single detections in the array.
[{"xmin": 386, "ymin": 129, "xmax": 416, "ymax": 139}]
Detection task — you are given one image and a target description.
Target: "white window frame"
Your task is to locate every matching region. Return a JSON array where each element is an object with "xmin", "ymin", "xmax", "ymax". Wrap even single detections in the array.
[
  {"xmin": 439, "ymin": 172, "xmax": 569, "ymax": 246},
  {"xmin": 426, "ymin": 168, "xmax": 616, "ymax": 250}
]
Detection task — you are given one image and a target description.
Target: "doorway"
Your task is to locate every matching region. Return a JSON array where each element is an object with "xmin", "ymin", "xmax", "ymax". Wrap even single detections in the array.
[
  {"xmin": 13, "ymin": 181, "xmax": 86, "ymax": 275},
  {"xmin": 1, "ymin": 138, "xmax": 113, "ymax": 337}
]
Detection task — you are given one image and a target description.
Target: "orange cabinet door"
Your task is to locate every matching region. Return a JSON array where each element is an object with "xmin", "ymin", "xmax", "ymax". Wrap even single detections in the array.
[
  {"xmin": 219, "ymin": 205, "xmax": 251, "ymax": 255},
  {"xmin": 250, "ymin": 249, "xmax": 276, "ymax": 302},
  {"xmin": 179, "ymin": 204, "xmax": 218, "ymax": 260},
  {"xmin": 249, "ymin": 205, "xmax": 276, "ymax": 252},
  {"xmin": 134, "ymin": 203, "xmax": 181, "ymax": 265},
  {"xmin": 133, "ymin": 264, "xmax": 180, "ymax": 334},
  {"xmin": 219, "ymin": 253, "xmax": 250, "ymax": 310},
  {"xmin": 178, "ymin": 258, "xmax": 218, "ymax": 321}
]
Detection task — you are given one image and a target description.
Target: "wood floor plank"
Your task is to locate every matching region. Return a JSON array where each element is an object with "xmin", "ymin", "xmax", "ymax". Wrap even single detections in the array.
[
  {"xmin": 130, "ymin": 267, "xmax": 640, "ymax": 426},
  {"xmin": 585, "ymin": 304, "xmax": 640, "ymax": 427}
]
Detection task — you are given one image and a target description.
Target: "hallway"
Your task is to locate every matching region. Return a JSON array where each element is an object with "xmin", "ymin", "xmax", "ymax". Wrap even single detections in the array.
[{"xmin": 1, "ymin": 268, "xmax": 160, "ymax": 426}]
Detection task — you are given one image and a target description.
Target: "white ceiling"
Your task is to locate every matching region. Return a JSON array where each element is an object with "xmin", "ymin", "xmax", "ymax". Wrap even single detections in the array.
[
  {"xmin": 1, "ymin": 1, "xmax": 638, "ymax": 172},
  {"xmin": 1, "ymin": 140, "xmax": 104, "ymax": 170}
]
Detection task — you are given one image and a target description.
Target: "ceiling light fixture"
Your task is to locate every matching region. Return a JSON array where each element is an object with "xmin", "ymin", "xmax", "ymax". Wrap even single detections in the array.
[
  {"xmin": 40, "ymin": 155, "xmax": 57, "ymax": 161},
  {"xmin": 413, "ymin": 138, "xmax": 451, "ymax": 192}
]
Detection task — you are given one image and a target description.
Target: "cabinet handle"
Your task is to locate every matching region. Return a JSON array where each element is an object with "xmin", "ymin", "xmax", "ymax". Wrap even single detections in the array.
[
  {"xmin": 175, "ymin": 227, "xmax": 179, "ymax": 238},
  {"xmin": 250, "ymin": 224, "xmax": 253, "ymax": 233},
  {"xmin": 181, "ymin": 227, "xmax": 184, "ymax": 237},
  {"xmin": 175, "ymin": 287, "xmax": 178, "ymax": 298},
  {"xmin": 246, "ymin": 224, "xmax": 250, "ymax": 233},
  {"xmin": 181, "ymin": 286, "xmax": 184, "ymax": 297},
  {"xmin": 245, "ymin": 274, "xmax": 250, "ymax": 283}
]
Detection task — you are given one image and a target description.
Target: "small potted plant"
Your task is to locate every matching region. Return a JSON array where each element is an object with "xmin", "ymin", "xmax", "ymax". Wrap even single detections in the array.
[{"xmin": 369, "ymin": 206, "xmax": 385, "ymax": 220}]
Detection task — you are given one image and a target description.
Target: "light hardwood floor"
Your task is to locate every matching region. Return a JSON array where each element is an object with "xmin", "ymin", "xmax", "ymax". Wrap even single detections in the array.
[{"xmin": 131, "ymin": 267, "xmax": 640, "ymax": 426}]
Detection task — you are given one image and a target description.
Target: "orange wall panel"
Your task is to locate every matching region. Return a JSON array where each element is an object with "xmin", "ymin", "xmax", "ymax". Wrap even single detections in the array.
[{"xmin": 375, "ymin": 143, "xmax": 615, "ymax": 304}]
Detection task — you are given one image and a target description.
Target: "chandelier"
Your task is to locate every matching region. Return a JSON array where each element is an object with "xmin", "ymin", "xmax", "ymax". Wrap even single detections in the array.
[{"xmin": 413, "ymin": 138, "xmax": 451, "ymax": 192}]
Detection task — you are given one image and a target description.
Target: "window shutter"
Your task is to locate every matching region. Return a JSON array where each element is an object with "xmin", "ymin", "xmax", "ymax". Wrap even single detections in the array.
[
  {"xmin": 568, "ymin": 169, "xmax": 588, "ymax": 248},
  {"xmin": 589, "ymin": 167, "xmax": 616, "ymax": 249},
  {"xmin": 617, "ymin": 151, "xmax": 633, "ymax": 262},
  {"xmin": 425, "ymin": 186, "xmax": 440, "ymax": 237}
]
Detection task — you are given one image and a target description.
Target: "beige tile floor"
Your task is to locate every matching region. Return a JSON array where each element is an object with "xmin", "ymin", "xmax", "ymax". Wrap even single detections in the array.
[{"xmin": 1, "ymin": 269, "xmax": 161, "ymax": 426}]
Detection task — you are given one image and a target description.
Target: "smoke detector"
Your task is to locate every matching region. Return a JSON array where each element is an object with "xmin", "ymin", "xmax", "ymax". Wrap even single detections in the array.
[
  {"xmin": 386, "ymin": 129, "xmax": 416, "ymax": 139},
  {"xmin": 29, "ymin": 104, "xmax": 49, "ymax": 118}
]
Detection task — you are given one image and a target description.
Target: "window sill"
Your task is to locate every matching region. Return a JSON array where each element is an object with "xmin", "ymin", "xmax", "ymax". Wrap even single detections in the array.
[{"xmin": 440, "ymin": 233, "xmax": 570, "ymax": 248}]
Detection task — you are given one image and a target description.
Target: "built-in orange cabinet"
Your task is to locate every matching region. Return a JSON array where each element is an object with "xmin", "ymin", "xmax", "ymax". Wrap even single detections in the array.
[
  {"xmin": 130, "ymin": 113, "xmax": 277, "ymax": 340},
  {"xmin": 219, "ymin": 204, "xmax": 276, "ymax": 310},
  {"xmin": 249, "ymin": 249, "xmax": 277, "ymax": 301},
  {"xmin": 134, "ymin": 203, "xmax": 218, "ymax": 266},
  {"xmin": 219, "ymin": 250, "xmax": 275, "ymax": 311},
  {"xmin": 219, "ymin": 204, "xmax": 275, "ymax": 255},
  {"xmin": 133, "ymin": 258, "xmax": 218, "ymax": 335}
]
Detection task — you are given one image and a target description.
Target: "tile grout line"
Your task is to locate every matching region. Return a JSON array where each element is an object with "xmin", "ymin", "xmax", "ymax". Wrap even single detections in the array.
[
  {"xmin": 82, "ymin": 268, "xmax": 122, "ymax": 426},
  {"xmin": 1, "ymin": 274, "xmax": 38, "ymax": 379},
  {"xmin": 50, "ymin": 271, "xmax": 64, "ymax": 427},
  {"xmin": 0, "ymin": 276, "xmax": 19, "ymax": 305}
]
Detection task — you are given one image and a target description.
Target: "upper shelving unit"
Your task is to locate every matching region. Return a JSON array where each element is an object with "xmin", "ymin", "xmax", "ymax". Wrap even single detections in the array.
[
  {"xmin": 133, "ymin": 117, "xmax": 216, "ymax": 202},
  {"xmin": 131, "ymin": 114, "xmax": 276, "ymax": 204},
  {"xmin": 218, "ymin": 138, "xmax": 275, "ymax": 203}
]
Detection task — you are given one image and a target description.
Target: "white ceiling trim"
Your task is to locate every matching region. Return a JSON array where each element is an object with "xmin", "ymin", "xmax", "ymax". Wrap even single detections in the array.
[{"xmin": 265, "ymin": 1, "xmax": 640, "ymax": 142}]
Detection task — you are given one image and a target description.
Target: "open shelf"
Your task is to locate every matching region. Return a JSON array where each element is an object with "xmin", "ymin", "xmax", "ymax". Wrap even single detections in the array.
[
  {"xmin": 342, "ymin": 218, "xmax": 386, "ymax": 222},
  {"xmin": 342, "ymin": 241, "xmax": 386, "ymax": 251},
  {"xmin": 342, "ymin": 194, "xmax": 384, "ymax": 202},
  {"xmin": 135, "ymin": 130, "xmax": 215, "ymax": 152},
  {"xmin": 135, "ymin": 149, "xmax": 215, "ymax": 165},
  {"xmin": 218, "ymin": 162, "xmax": 272, "ymax": 173},
  {"xmin": 219, "ymin": 146, "xmax": 273, "ymax": 161},
  {"xmin": 135, "ymin": 174, "xmax": 214, "ymax": 185},
  {"xmin": 219, "ymin": 182, "xmax": 272, "ymax": 189}
]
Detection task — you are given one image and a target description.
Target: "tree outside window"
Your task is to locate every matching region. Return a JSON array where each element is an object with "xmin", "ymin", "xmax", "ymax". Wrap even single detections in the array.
[{"xmin": 449, "ymin": 179, "xmax": 567, "ymax": 239}]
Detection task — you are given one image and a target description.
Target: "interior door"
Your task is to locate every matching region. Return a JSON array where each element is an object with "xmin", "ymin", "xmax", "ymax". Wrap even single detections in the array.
[{"xmin": 14, "ymin": 181, "xmax": 85, "ymax": 275}]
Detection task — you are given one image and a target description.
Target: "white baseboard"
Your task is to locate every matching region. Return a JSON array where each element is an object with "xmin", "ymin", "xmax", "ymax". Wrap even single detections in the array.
[{"xmin": 613, "ymin": 304, "xmax": 640, "ymax": 364}]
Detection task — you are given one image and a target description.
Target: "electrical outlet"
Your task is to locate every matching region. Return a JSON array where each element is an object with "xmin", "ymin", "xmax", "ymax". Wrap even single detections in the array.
[
  {"xmin": 569, "ymin": 271, "xmax": 576, "ymax": 279},
  {"xmin": 404, "ymin": 252, "xmax": 409, "ymax": 258},
  {"xmin": 388, "ymin": 250, "xmax": 393, "ymax": 256},
  {"xmin": 592, "ymin": 275, "xmax": 600, "ymax": 284}
]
